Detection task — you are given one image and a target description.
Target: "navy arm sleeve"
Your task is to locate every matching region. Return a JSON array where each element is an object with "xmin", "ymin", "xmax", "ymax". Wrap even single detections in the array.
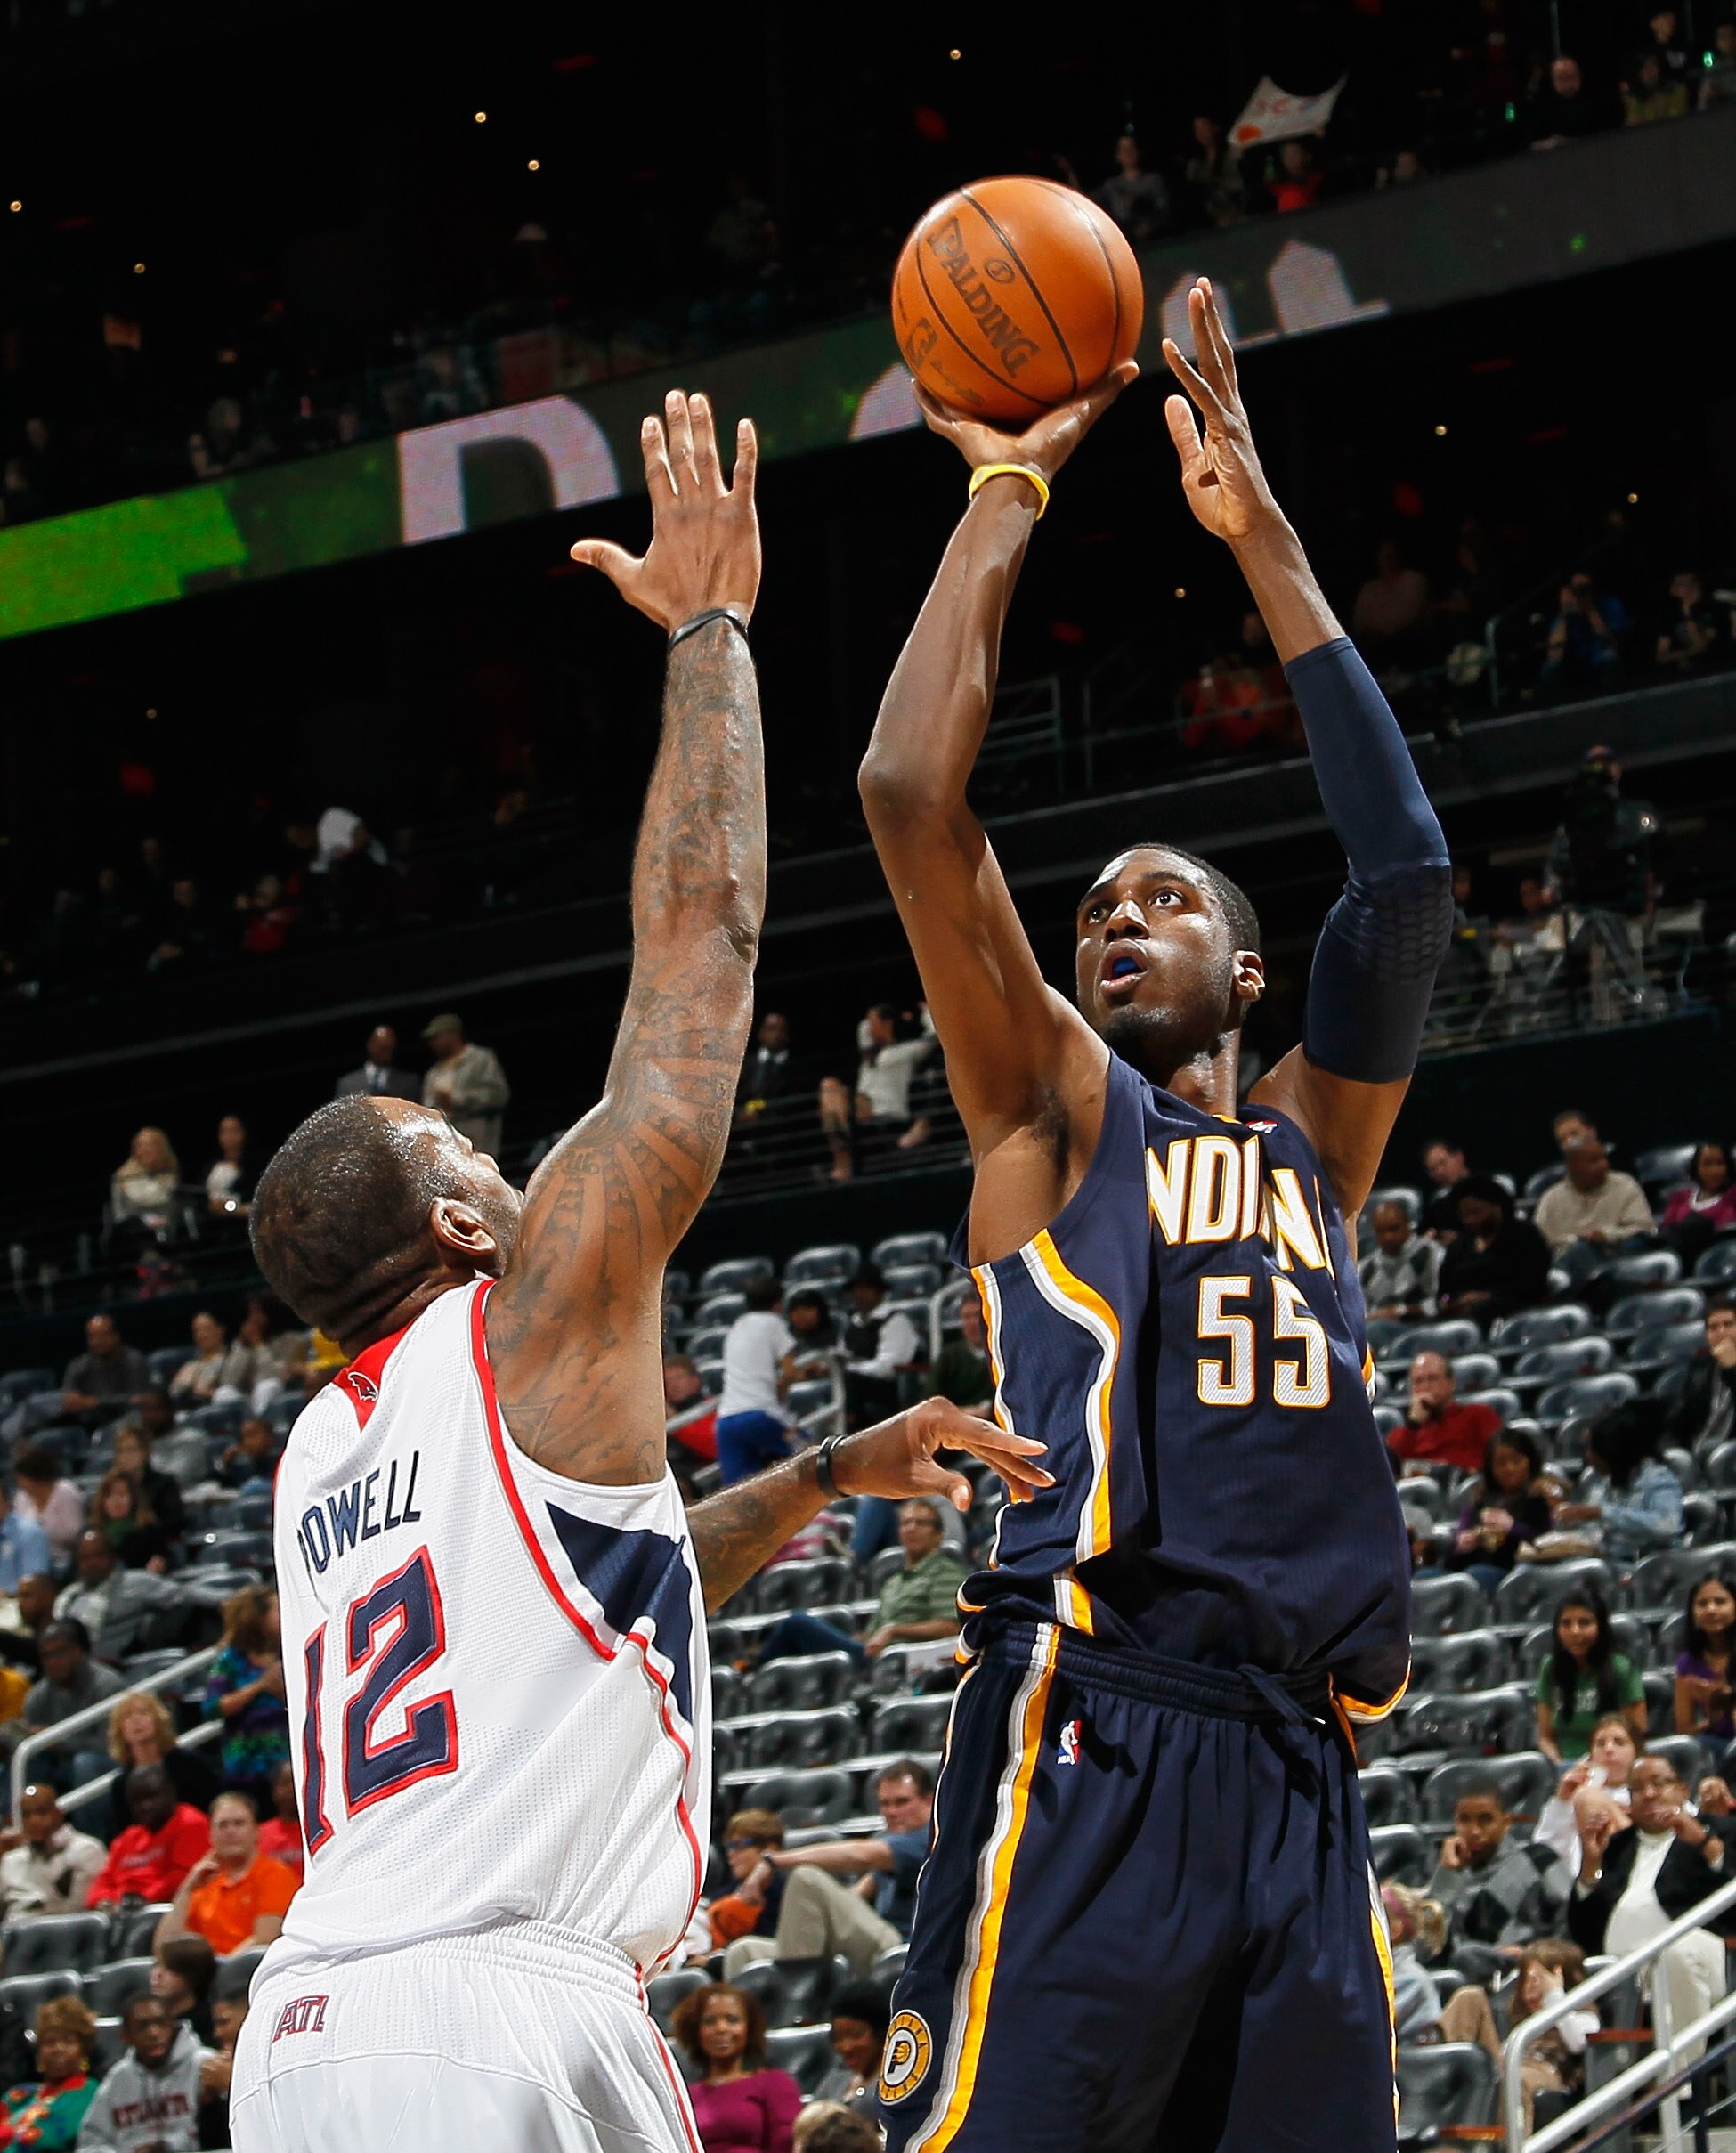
[{"xmin": 1286, "ymin": 638, "xmax": 1454, "ymax": 1085}]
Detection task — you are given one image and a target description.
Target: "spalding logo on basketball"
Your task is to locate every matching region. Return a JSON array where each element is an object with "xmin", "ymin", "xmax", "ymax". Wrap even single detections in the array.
[
  {"xmin": 890, "ymin": 175, "xmax": 1144, "ymax": 425},
  {"xmin": 878, "ymin": 2009, "xmax": 934, "ymax": 2105}
]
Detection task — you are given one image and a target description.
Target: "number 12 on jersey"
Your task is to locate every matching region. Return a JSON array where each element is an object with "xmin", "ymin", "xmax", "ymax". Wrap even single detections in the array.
[
  {"xmin": 301, "ymin": 1545, "xmax": 459, "ymax": 1854},
  {"xmin": 1197, "ymin": 1274, "xmax": 1332, "ymax": 1409}
]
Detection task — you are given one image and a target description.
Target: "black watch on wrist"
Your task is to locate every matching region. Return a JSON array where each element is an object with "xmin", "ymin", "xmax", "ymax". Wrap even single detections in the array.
[{"xmin": 814, "ymin": 1433, "xmax": 847, "ymax": 1500}]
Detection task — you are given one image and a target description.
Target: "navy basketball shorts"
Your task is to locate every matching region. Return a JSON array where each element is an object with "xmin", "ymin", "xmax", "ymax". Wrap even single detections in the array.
[{"xmin": 879, "ymin": 1622, "xmax": 1398, "ymax": 2153}]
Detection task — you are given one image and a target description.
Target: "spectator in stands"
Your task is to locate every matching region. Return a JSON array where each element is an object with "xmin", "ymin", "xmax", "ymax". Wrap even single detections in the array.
[
  {"xmin": 1643, "ymin": 6, "xmax": 1695, "ymax": 86},
  {"xmin": 1447, "ymin": 1428, "xmax": 1556, "ymax": 1589},
  {"xmin": 1655, "ymin": 571, "xmax": 1721, "ymax": 673},
  {"xmin": 1359, "ymin": 1200, "xmax": 1443, "ymax": 1320},
  {"xmin": 91, "ymin": 1467, "xmax": 171, "ymax": 1572},
  {"xmin": 11, "ymin": 1444, "xmax": 86, "ymax": 1564},
  {"xmin": 1660, "ymin": 1143, "xmax": 1736, "ymax": 1263},
  {"xmin": 201, "ymin": 1114, "xmax": 252, "ymax": 1229},
  {"xmin": 818, "ymin": 1003, "xmax": 936, "ymax": 1182},
  {"xmin": 235, "ymin": 1293, "xmax": 307, "ymax": 1413},
  {"xmin": 793, "ymin": 2106, "xmax": 879, "ymax": 2153},
  {"xmin": 1351, "ymin": 538, "xmax": 1431, "ymax": 669},
  {"xmin": 1553, "ymin": 1109, "xmax": 1598, "ymax": 1157},
  {"xmin": 0, "ymin": 1995, "xmax": 100, "ymax": 2145},
  {"xmin": 9, "ymin": 1313, "xmax": 150, "ymax": 1441},
  {"xmin": 1427, "ymin": 1777, "xmax": 1570, "ymax": 1950},
  {"xmin": 758, "ymin": 1499, "xmax": 968, "ymax": 1667},
  {"xmin": 151, "ymin": 1934, "xmax": 216, "ymax": 2046},
  {"xmin": 20, "ymin": 1620, "xmax": 122, "ymax": 1791},
  {"xmin": 55, "ymin": 1529, "xmax": 187, "ymax": 1662},
  {"xmin": 1387, "ymin": 1352, "xmax": 1505, "ymax": 1473},
  {"xmin": 107, "ymin": 1691, "xmax": 220, "ymax": 1817},
  {"xmin": 87, "ymin": 1766, "xmax": 210, "ymax": 1908},
  {"xmin": 0, "ymin": 1483, "xmax": 50, "ymax": 1596},
  {"xmin": 110, "ymin": 1128, "xmax": 182, "ymax": 1244},
  {"xmin": 1625, "ymin": 49, "xmax": 1691, "ymax": 121},
  {"xmin": 714, "ymin": 1278, "xmax": 802, "ymax": 1486},
  {"xmin": 1702, "ymin": 19, "xmax": 1736, "ymax": 106},
  {"xmin": 1183, "ymin": 112, "xmax": 1245, "ymax": 226},
  {"xmin": 840, "ymin": 1263, "xmax": 923, "ymax": 1426},
  {"xmin": 1436, "ymin": 1176, "xmax": 1553, "ymax": 1324},
  {"xmin": 813, "ymin": 1981, "xmax": 891, "ymax": 2106},
  {"xmin": 215, "ymin": 1418, "xmax": 281, "ymax": 1491},
  {"xmin": 1094, "ymin": 131, "xmax": 1170, "ymax": 241},
  {"xmin": 157, "ymin": 1788, "xmax": 298, "ymax": 1955},
  {"xmin": 1540, "ymin": 573, "xmax": 1629, "ymax": 695},
  {"xmin": 1556, "ymin": 1401, "xmax": 1683, "ymax": 1563},
  {"xmin": 0, "ymin": 1574, "xmax": 57, "ymax": 1677},
  {"xmin": 0, "ymin": 1780, "xmax": 106, "ymax": 1920},
  {"xmin": 1420, "ymin": 1138, "xmax": 1471, "ymax": 1236},
  {"xmin": 664, "ymin": 1353, "xmax": 719, "ymax": 1473},
  {"xmin": 110, "ymin": 1429, "xmax": 188, "ymax": 1548},
  {"xmin": 78, "ymin": 1991, "xmax": 208, "ymax": 2152},
  {"xmin": 197, "ymin": 1974, "xmax": 249, "ymax": 2146},
  {"xmin": 1536, "ymin": 1588, "xmax": 1648, "ymax": 1763},
  {"xmin": 726, "ymin": 1761, "xmax": 935, "ymax": 1977},
  {"xmin": 1535, "ymin": 1713, "xmax": 1641, "ymax": 1876},
  {"xmin": 926, "ymin": 1294, "xmax": 994, "ymax": 1414},
  {"xmin": 1434, "ymin": 1940, "xmax": 1597, "ymax": 2132},
  {"xmin": 420, "ymin": 1012, "xmax": 510, "ymax": 1156},
  {"xmin": 1379, "ymin": 1884, "xmax": 1447, "ymax": 2039},
  {"xmin": 334, "ymin": 1024, "xmax": 420, "ymax": 1101},
  {"xmin": 1534, "ymin": 1138, "xmax": 1656, "ymax": 1256},
  {"xmin": 1545, "ymin": 748, "xmax": 1655, "ymax": 925},
  {"xmin": 1267, "ymin": 137, "xmax": 1324, "ymax": 213},
  {"xmin": 1528, "ymin": 54, "xmax": 1609, "ymax": 147},
  {"xmin": 168, "ymin": 1312, "xmax": 258, "ymax": 1408},
  {"xmin": 708, "ymin": 1807, "xmax": 789, "ymax": 1954},
  {"xmin": 1675, "ymin": 1571, "xmax": 1736, "ymax": 1743},
  {"xmin": 257, "ymin": 1759, "xmax": 304, "ymax": 1878},
  {"xmin": 201, "ymin": 1585, "xmax": 289, "ymax": 1798},
  {"xmin": 669, "ymin": 1982, "xmax": 801, "ymax": 2153},
  {"xmin": 734, "ymin": 1012, "xmax": 809, "ymax": 1138},
  {"xmin": 1663, "ymin": 1298, "xmax": 1736, "ymax": 1453},
  {"xmin": 1568, "ymin": 1755, "xmax": 1736, "ymax": 2043}
]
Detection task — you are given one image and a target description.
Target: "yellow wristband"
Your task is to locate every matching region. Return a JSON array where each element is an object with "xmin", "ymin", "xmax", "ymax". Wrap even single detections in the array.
[{"xmin": 968, "ymin": 462, "xmax": 1049, "ymax": 519}]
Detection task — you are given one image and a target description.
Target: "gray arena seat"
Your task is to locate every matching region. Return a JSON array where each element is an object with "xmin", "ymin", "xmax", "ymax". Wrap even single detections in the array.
[
  {"xmin": 765, "ymin": 2023, "xmax": 840, "ymax": 2095},
  {"xmin": 732, "ymin": 1953, "xmax": 849, "ymax": 2028},
  {"xmin": 1493, "ymin": 1559, "xmax": 1621, "ymax": 1625},
  {"xmin": 1408, "ymin": 1630, "xmax": 1505, "ymax": 1695},
  {"xmin": 1367, "ymin": 1824, "xmax": 1432, "ymax": 1885},
  {"xmin": 750, "ymin": 1653, "xmax": 857, "ymax": 1714},
  {"xmin": 1396, "ymin": 2042, "xmax": 1498, "ymax": 2143},
  {"xmin": 1357, "ymin": 1764, "xmax": 1419, "ymax": 1828},
  {"xmin": 1421, "ymin": 1751, "xmax": 1557, "ymax": 1824},
  {"xmin": 1410, "ymin": 1575, "xmax": 1492, "ymax": 1637},
  {"xmin": 645, "ymin": 1968, "xmax": 711, "ymax": 2034},
  {"xmin": 0, "ymin": 1912, "xmax": 110, "ymax": 1977},
  {"xmin": 1491, "ymin": 1304, "xmax": 1594, "ymax": 1359}
]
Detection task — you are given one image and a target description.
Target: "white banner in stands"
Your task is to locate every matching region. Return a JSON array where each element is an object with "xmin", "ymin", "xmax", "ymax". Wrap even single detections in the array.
[{"xmin": 1230, "ymin": 76, "xmax": 1347, "ymax": 148}]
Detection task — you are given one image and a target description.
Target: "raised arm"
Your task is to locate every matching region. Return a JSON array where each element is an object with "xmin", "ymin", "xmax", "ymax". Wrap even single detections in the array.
[
  {"xmin": 485, "ymin": 392, "xmax": 764, "ymax": 1483},
  {"xmin": 1163, "ymin": 280, "xmax": 1453, "ymax": 1218},
  {"xmin": 856, "ymin": 371, "xmax": 1134, "ymax": 1172}
]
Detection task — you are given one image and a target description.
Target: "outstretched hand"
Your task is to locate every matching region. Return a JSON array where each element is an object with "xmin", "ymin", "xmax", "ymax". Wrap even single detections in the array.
[
  {"xmin": 915, "ymin": 361, "xmax": 1138, "ymax": 485},
  {"xmin": 570, "ymin": 389, "xmax": 760, "ymax": 630},
  {"xmin": 833, "ymin": 1395, "xmax": 1052, "ymax": 1513},
  {"xmin": 1162, "ymin": 277, "xmax": 1285, "ymax": 548}
]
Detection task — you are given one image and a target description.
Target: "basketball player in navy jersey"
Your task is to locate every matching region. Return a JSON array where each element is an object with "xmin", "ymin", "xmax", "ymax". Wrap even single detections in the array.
[{"xmin": 860, "ymin": 280, "xmax": 1453, "ymax": 2151}]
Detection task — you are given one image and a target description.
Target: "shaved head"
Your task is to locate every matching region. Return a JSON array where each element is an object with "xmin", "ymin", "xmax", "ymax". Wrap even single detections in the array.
[{"xmin": 250, "ymin": 1096, "xmax": 521, "ymax": 1346}]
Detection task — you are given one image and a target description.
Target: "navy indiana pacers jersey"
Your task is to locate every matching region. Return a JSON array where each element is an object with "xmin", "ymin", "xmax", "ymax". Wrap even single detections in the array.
[{"xmin": 958, "ymin": 1049, "xmax": 1410, "ymax": 1722}]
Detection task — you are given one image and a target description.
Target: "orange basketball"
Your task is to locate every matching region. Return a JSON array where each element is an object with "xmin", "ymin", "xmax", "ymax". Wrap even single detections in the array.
[{"xmin": 890, "ymin": 175, "xmax": 1144, "ymax": 425}]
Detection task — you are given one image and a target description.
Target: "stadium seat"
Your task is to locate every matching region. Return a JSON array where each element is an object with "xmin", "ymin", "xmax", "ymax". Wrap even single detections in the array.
[
  {"xmin": 783, "ymin": 1244, "xmax": 861, "ymax": 1289},
  {"xmin": 645, "ymin": 1968, "xmax": 711, "ymax": 2035},
  {"xmin": 1409, "ymin": 1631, "xmax": 1505, "ymax": 1695},
  {"xmin": 1357, "ymin": 1763, "xmax": 1419, "ymax": 1827},
  {"xmin": 234, "ymin": 1489, "xmax": 273, "ymax": 1530},
  {"xmin": 1410, "ymin": 1576, "xmax": 1491, "ymax": 1637},
  {"xmin": 1604, "ymin": 1249, "xmax": 1683, "ymax": 1293},
  {"xmin": 1683, "ymin": 1491, "xmax": 1722, "ymax": 1543},
  {"xmin": 1694, "ymin": 1242, "xmax": 1736, "ymax": 1285},
  {"xmin": 196, "ymin": 1529, "xmax": 276, "ymax": 1570},
  {"xmin": 220, "ymin": 1946, "xmax": 268, "ymax": 1992},
  {"xmin": 1632, "ymin": 1543, "xmax": 1736, "ymax": 1609},
  {"xmin": 121, "ymin": 1646, "xmax": 192, "ymax": 1686},
  {"xmin": 694, "ymin": 1290, "xmax": 749, "ymax": 1329},
  {"xmin": 1365, "ymin": 1185, "xmax": 1422, "ymax": 1225},
  {"xmin": 1490, "ymin": 1304, "xmax": 1594, "ymax": 1359},
  {"xmin": 699, "ymin": 1257, "xmax": 775, "ymax": 1298},
  {"xmin": 1649, "ymin": 1733, "xmax": 1709, "ymax": 1787},
  {"xmin": 1367, "ymin": 1824, "xmax": 1432, "ymax": 1885},
  {"xmin": 1396, "ymin": 1477, "xmax": 1446, "ymax": 1521},
  {"xmin": 1449, "ymin": 1353, "xmax": 1500, "ymax": 1395},
  {"xmin": 1642, "ymin": 1666, "xmax": 1675, "ymax": 1735},
  {"xmin": 881, "ymin": 1262, "xmax": 942, "ymax": 1300},
  {"xmin": 1461, "ymin": 1387, "xmax": 1523, "ymax": 1426},
  {"xmin": 685, "ymin": 1326, "xmax": 728, "ymax": 1364},
  {"xmin": 872, "ymin": 1696, "xmax": 954, "ymax": 1753},
  {"xmin": 0, "ymin": 1368, "xmax": 55, "ymax": 1408},
  {"xmin": 1373, "ymin": 1404, "xmax": 1405, "ymax": 1441},
  {"xmin": 1606, "ymin": 1287, "xmax": 1705, "ymax": 1339},
  {"xmin": 0, "ymin": 1912, "xmax": 110, "ymax": 1977},
  {"xmin": 1365, "ymin": 1319, "xmax": 1407, "ymax": 1361},
  {"xmin": 1535, "ymin": 1372, "xmax": 1637, "ymax": 1424},
  {"xmin": 117, "ymin": 1904, "xmax": 174, "ymax": 1957},
  {"xmin": 0, "ymin": 1970, "xmax": 82, "ymax": 2019},
  {"xmin": 746, "ymin": 1708, "xmax": 861, "ymax": 1770},
  {"xmin": 783, "ymin": 1377, "xmax": 836, "ymax": 1421},
  {"xmin": 1421, "ymin": 1751, "xmax": 1557, "ymax": 1825},
  {"xmin": 147, "ymin": 1345, "xmax": 185, "ymax": 1385},
  {"xmin": 1625, "ymin": 1319, "xmax": 1708, "ymax": 1377},
  {"xmin": 1396, "ymin": 2042, "xmax": 1498, "ymax": 2143},
  {"xmin": 749, "ymin": 1653, "xmax": 856, "ymax": 1714},
  {"xmin": 872, "ymin": 1231, "xmax": 948, "ymax": 1272},
  {"xmin": 754, "ymin": 1557, "xmax": 855, "ymax": 1615},
  {"xmin": 1521, "ymin": 1164, "xmax": 1566, "ymax": 1205},
  {"xmin": 765, "ymin": 2023, "xmax": 840, "ymax": 2095},
  {"xmin": 90, "ymin": 2015, "xmax": 126, "ymax": 2076},
  {"xmin": 1512, "ymin": 1337, "xmax": 1615, "ymax": 1387},
  {"xmin": 738, "ymin": 1769, "xmax": 856, "ymax": 1827},
  {"xmin": 1389, "ymin": 1320, "xmax": 1483, "ymax": 1363},
  {"xmin": 84, "ymin": 1956, "xmax": 157, "ymax": 2018},
  {"xmin": 711, "ymin": 1664, "xmax": 743, "ymax": 1719},
  {"xmin": 1635, "ymin": 1144, "xmax": 1698, "ymax": 1193},
  {"xmin": 176, "ymin": 1564, "xmax": 262, "ymax": 1596},
  {"xmin": 1395, "ymin": 1686, "xmax": 1534, "ymax": 1757},
  {"xmin": 1494, "ymin": 1560, "xmax": 1621, "ymax": 1625},
  {"xmin": 733, "ymin": 1953, "xmax": 849, "ymax": 2028}
]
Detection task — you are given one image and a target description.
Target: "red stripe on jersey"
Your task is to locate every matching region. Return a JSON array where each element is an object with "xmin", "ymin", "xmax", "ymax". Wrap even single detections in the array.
[
  {"xmin": 643, "ymin": 1998, "xmax": 706, "ymax": 2153},
  {"xmin": 333, "ymin": 1320, "xmax": 412, "ymax": 1430},
  {"xmin": 467, "ymin": 1280, "xmax": 705, "ymax": 1934}
]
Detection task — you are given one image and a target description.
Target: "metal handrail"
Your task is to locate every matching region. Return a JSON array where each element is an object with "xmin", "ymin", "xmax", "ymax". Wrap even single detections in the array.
[
  {"xmin": 1501, "ymin": 1865, "xmax": 1736, "ymax": 2149},
  {"xmin": 10, "ymin": 1645, "xmax": 221, "ymax": 1821}
]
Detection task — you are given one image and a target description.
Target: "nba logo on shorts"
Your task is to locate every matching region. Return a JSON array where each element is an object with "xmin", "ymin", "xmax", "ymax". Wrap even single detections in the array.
[{"xmin": 1058, "ymin": 1718, "xmax": 1081, "ymax": 1767}]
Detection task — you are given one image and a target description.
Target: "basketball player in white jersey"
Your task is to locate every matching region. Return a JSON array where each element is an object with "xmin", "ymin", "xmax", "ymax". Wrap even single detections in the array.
[{"xmin": 229, "ymin": 392, "xmax": 1049, "ymax": 2153}]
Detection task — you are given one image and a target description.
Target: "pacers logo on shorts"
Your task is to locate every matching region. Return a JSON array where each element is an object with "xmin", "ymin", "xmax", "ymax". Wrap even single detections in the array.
[{"xmin": 879, "ymin": 2009, "xmax": 934, "ymax": 2105}]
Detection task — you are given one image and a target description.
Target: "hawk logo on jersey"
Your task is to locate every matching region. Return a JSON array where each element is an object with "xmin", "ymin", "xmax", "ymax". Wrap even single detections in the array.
[
  {"xmin": 272, "ymin": 1995, "xmax": 329, "ymax": 2042},
  {"xmin": 335, "ymin": 1363, "xmax": 382, "ymax": 1428},
  {"xmin": 879, "ymin": 2010, "xmax": 934, "ymax": 2104},
  {"xmin": 1058, "ymin": 1718, "xmax": 1082, "ymax": 1767}
]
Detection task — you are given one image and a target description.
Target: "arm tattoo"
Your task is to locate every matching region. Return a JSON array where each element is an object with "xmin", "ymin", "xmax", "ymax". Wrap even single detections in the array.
[
  {"xmin": 487, "ymin": 622, "xmax": 767, "ymax": 1483},
  {"xmin": 686, "ymin": 1450, "xmax": 825, "ymax": 1613}
]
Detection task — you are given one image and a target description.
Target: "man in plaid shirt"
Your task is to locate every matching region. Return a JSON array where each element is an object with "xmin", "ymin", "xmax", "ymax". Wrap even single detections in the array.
[{"xmin": 1428, "ymin": 1779, "xmax": 1572, "ymax": 1951}]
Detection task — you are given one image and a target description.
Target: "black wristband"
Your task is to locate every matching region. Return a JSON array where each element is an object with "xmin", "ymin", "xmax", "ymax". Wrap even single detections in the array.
[
  {"xmin": 668, "ymin": 606, "xmax": 749, "ymax": 651},
  {"xmin": 814, "ymin": 1433, "xmax": 845, "ymax": 1500}
]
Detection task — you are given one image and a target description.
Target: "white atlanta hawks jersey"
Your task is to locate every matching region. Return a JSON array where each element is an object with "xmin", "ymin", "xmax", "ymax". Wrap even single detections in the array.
[{"xmin": 263, "ymin": 1276, "xmax": 710, "ymax": 1981}]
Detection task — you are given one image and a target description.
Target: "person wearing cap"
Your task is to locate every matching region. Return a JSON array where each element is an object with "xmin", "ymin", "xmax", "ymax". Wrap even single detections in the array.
[
  {"xmin": 841, "ymin": 1263, "xmax": 923, "ymax": 1426},
  {"xmin": 419, "ymin": 1014, "xmax": 511, "ymax": 1156}
]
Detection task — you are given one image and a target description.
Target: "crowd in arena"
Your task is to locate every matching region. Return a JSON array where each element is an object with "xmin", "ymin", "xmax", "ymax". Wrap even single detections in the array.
[{"xmin": 3, "ymin": 7, "xmax": 1732, "ymax": 532}]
